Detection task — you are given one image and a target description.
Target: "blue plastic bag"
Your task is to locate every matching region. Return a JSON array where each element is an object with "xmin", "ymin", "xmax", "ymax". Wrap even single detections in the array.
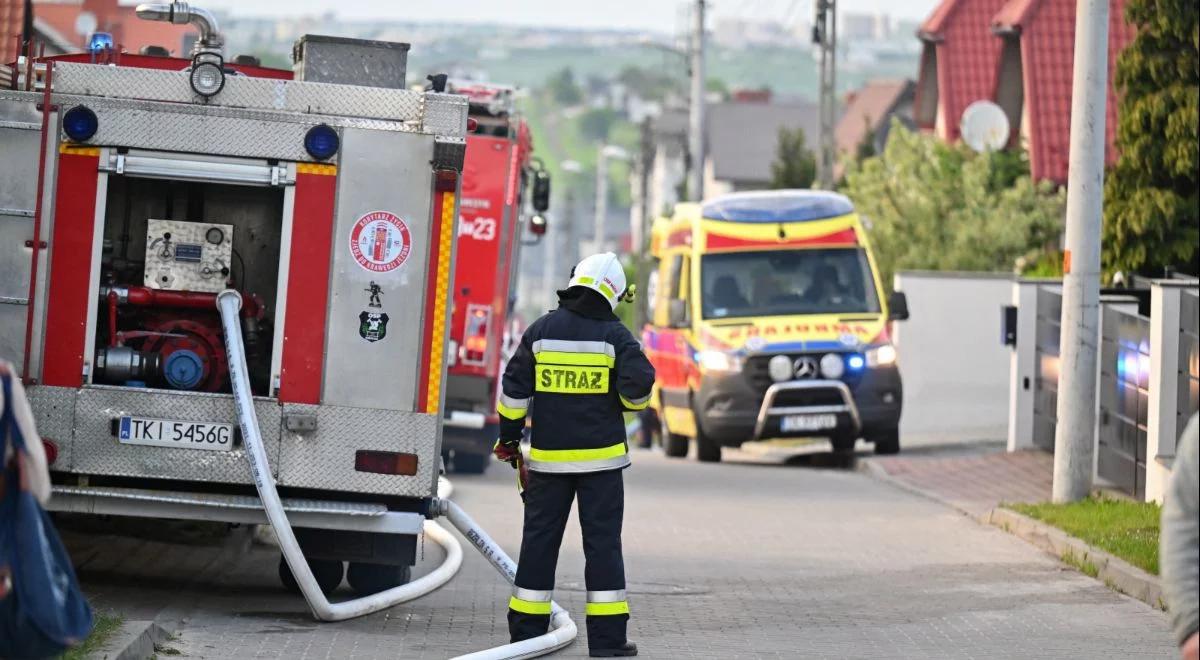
[{"xmin": 0, "ymin": 373, "xmax": 93, "ymax": 658}]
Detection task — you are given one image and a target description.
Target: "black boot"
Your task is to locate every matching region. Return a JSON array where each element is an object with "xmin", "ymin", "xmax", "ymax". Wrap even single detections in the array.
[{"xmin": 590, "ymin": 641, "xmax": 638, "ymax": 657}]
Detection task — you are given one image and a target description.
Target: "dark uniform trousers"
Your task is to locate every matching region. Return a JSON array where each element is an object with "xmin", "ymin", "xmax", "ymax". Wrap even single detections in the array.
[{"xmin": 508, "ymin": 467, "xmax": 627, "ymax": 649}]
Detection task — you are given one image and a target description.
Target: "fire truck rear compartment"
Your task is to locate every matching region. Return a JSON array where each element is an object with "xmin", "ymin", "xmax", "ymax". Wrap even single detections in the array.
[{"xmin": 95, "ymin": 175, "xmax": 283, "ymax": 395}]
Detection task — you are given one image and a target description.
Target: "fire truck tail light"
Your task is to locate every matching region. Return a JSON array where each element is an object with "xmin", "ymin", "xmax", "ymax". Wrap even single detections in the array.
[
  {"xmin": 304, "ymin": 124, "xmax": 340, "ymax": 160},
  {"xmin": 463, "ymin": 306, "xmax": 491, "ymax": 364},
  {"xmin": 354, "ymin": 450, "xmax": 418, "ymax": 476},
  {"xmin": 63, "ymin": 106, "xmax": 99, "ymax": 142},
  {"xmin": 42, "ymin": 439, "xmax": 59, "ymax": 466},
  {"xmin": 465, "ymin": 336, "xmax": 487, "ymax": 353}
]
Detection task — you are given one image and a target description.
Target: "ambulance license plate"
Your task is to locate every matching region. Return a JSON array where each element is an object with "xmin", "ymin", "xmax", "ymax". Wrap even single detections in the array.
[
  {"xmin": 780, "ymin": 414, "xmax": 838, "ymax": 433},
  {"xmin": 118, "ymin": 416, "xmax": 234, "ymax": 451}
]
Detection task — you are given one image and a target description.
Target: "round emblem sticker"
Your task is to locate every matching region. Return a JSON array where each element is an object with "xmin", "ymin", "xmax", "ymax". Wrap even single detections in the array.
[{"xmin": 350, "ymin": 211, "xmax": 412, "ymax": 273}]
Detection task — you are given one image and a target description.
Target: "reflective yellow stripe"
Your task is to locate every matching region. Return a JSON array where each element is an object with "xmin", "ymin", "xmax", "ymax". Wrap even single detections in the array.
[
  {"xmin": 529, "ymin": 442, "xmax": 627, "ymax": 463},
  {"xmin": 296, "ymin": 162, "xmax": 337, "ymax": 175},
  {"xmin": 585, "ymin": 601, "xmax": 630, "ymax": 616},
  {"xmin": 576, "ymin": 276, "xmax": 594, "ymax": 284},
  {"xmin": 535, "ymin": 350, "xmax": 615, "ymax": 367},
  {"xmin": 620, "ymin": 394, "xmax": 650, "ymax": 410},
  {"xmin": 535, "ymin": 364, "xmax": 609, "ymax": 394},
  {"xmin": 424, "ymin": 190, "xmax": 455, "ymax": 414},
  {"xmin": 509, "ymin": 596, "xmax": 552, "ymax": 615},
  {"xmin": 497, "ymin": 400, "xmax": 527, "ymax": 420},
  {"xmin": 572, "ymin": 276, "xmax": 615, "ymax": 299}
]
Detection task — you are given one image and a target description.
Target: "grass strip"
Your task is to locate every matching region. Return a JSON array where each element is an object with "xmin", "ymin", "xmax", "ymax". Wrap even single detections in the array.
[
  {"xmin": 62, "ymin": 611, "xmax": 123, "ymax": 660},
  {"xmin": 1009, "ymin": 495, "xmax": 1160, "ymax": 575}
]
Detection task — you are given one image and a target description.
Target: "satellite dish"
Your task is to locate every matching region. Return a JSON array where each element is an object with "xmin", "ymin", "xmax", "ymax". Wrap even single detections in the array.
[
  {"xmin": 960, "ymin": 100, "xmax": 1010, "ymax": 153},
  {"xmin": 75, "ymin": 11, "xmax": 98, "ymax": 37}
]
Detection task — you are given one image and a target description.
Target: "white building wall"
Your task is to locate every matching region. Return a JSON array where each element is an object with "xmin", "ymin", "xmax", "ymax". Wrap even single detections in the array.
[{"xmin": 893, "ymin": 271, "xmax": 1015, "ymax": 446}]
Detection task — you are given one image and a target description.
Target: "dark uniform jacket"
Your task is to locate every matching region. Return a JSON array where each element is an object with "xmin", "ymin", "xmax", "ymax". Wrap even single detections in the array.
[{"xmin": 497, "ymin": 287, "xmax": 656, "ymax": 473}]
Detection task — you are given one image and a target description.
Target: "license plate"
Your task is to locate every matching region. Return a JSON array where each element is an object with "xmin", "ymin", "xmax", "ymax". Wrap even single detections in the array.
[
  {"xmin": 780, "ymin": 414, "xmax": 838, "ymax": 433},
  {"xmin": 118, "ymin": 416, "xmax": 235, "ymax": 451}
]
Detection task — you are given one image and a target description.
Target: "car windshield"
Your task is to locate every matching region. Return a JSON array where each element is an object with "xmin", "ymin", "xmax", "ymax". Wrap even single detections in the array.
[{"xmin": 700, "ymin": 248, "xmax": 881, "ymax": 319}]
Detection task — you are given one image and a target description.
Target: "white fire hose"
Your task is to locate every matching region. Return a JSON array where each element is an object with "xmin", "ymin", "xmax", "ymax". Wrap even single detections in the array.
[{"xmin": 216, "ymin": 291, "xmax": 576, "ymax": 658}]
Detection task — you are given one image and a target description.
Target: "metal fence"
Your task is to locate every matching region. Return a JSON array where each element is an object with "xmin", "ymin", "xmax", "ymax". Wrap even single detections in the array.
[
  {"xmin": 1098, "ymin": 306, "xmax": 1152, "ymax": 499},
  {"xmin": 1032, "ymin": 287, "xmax": 1062, "ymax": 452},
  {"xmin": 1180, "ymin": 290, "xmax": 1200, "ymax": 429}
]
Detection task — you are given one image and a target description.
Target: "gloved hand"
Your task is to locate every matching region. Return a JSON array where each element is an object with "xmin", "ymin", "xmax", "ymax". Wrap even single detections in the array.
[{"xmin": 493, "ymin": 439, "xmax": 520, "ymax": 466}]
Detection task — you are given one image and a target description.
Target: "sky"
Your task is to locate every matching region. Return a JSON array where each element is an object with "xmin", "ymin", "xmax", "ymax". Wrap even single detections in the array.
[{"xmin": 188, "ymin": 0, "xmax": 939, "ymax": 32}]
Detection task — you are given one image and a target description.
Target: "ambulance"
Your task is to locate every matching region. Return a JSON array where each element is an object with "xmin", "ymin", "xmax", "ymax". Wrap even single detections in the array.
[{"xmin": 642, "ymin": 190, "xmax": 909, "ymax": 462}]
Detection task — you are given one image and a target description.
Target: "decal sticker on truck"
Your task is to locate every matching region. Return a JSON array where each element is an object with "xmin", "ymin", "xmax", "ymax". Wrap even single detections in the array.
[{"xmin": 350, "ymin": 211, "xmax": 412, "ymax": 273}]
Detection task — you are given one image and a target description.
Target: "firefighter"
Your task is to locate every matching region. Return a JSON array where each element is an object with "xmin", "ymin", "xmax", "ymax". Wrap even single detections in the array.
[{"xmin": 493, "ymin": 252, "xmax": 655, "ymax": 657}]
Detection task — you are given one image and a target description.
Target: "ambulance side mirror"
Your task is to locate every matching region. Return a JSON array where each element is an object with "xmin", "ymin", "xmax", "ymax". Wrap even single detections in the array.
[
  {"xmin": 668, "ymin": 299, "xmax": 690, "ymax": 328},
  {"xmin": 888, "ymin": 291, "xmax": 910, "ymax": 321},
  {"xmin": 532, "ymin": 170, "xmax": 551, "ymax": 213}
]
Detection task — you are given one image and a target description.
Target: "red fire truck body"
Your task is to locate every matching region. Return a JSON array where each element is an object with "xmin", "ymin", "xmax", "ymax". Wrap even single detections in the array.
[{"xmin": 441, "ymin": 83, "xmax": 542, "ymax": 473}]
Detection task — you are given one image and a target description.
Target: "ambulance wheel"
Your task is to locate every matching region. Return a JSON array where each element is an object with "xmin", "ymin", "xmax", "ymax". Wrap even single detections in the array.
[
  {"xmin": 871, "ymin": 429, "xmax": 901, "ymax": 455},
  {"xmin": 347, "ymin": 562, "xmax": 412, "ymax": 596},
  {"xmin": 454, "ymin": 452, "xmax": 489, "ymax": 474},
  {"xmin": 663, "ymin": 433, "xmax": 689, "ymax": 458},
  {"xmin": 830, "ymin": 433, "xmax": 857, "ymax": 455},
  {"xmin": 278, "ymin": 555, "xmax": 344, "ymax": 595},
  {"xmin": 695, "ymin": 426, "xmax": 722, "ymax": 463}
]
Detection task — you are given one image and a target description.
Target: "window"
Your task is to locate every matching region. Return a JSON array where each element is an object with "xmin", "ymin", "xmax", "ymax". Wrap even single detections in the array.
[{"xmin": 700, "ymin": 248, "xmax": 880, "ymax": 319}]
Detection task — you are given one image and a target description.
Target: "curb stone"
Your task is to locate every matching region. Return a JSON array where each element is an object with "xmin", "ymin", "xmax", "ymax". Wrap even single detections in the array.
[
  {"xmin": 95, "ymin": 620, "xmax": 171, "ymax": 660},
  {"xmin": 860, "ymin": 457, "xmax": 1165, "ymax": 610},
  {"xmin": 987, "ymin": 507, "xmax": 1164, "ymax": 609}
]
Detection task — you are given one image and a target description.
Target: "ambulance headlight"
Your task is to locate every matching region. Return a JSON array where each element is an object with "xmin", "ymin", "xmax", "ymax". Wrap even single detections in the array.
[
  {"xmin": 767, "ymin": 354, "xmax": 793, "ymax": 382},
  {"xmin": 304, "ymin": 124, "xmax": 340, "ymax": 160},
  {"xmin": 696, "ymin": 350, "xmax": 741, "ymax": 373},
  {"xmin": 190, "ymin": 61, "xmax": 225, "ymax": 98},
  {"xmin": 866, "ymin": 344, "xmax": 898, "ymax": 367},
  {"xmin": 819, "ymin": 353, "xmax": 845, "ymax": 379},
  {"xmin": 63, "ymin": 106, "xmax": 98, "ymax": 142}
]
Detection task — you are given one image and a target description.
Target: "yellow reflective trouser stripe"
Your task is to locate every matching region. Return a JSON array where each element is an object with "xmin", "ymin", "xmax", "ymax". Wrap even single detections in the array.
[
  {"xmin": 497, "ymin": 400, "xmax": 526, "ymax": 420},
  {"xmin": 535, "ymin": 350, "xmax": 616, "ymax": 367},
  {"xmin": 509, "ymin": 596, "xmax": 552, "ymax": 615},
  {"xmin": 620, "ymin": 394, "xmax": 650, "ymax": 410},
  {"xmin": 585, "ymin": 601, "xmax": 630, "ymax": 616},
  {"xmin": 535, "ymin": 364, "xmax": 608, "ymax": 394},
  {"xmin": 529, "ymin": 442, "xmax": 627, "ymax": 463}
]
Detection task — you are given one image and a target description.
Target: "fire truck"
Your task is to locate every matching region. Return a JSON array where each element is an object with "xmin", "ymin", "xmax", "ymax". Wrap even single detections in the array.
[
  {"xmin": 440, "ymin": 81, "xmax": 549, "ymax": 474},
  {"xmin": 1, "ymin": 4, "xmax": 467, "ymax": 596}
]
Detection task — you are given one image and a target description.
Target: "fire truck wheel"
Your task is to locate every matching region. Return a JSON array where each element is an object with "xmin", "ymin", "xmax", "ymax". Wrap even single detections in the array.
[
  {"xmin": 453, "ymin": 452, "xmax": 490, "ymax": 474},
  {"xmin": 870, "ymin": 429, "xmax": 901, "ymax": 455},
  {"xmin": 695, "ymin": 427, "xmax": 722, "ymax": 463},
  {"xmin": 663, "ymin": 433, "xmax": 689, "ymax": 458},
  {"xmin": 278, "ymin": 555, "xmax": 345, "ymax": 596},
  {"xmin": 347, "ymin": 562, "xmax": 413, "ymax": 596}
]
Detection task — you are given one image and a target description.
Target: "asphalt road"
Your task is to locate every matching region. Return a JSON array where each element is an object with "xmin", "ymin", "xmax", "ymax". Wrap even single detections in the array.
[{"xmin": 67, "ymin": 444, "xmax": 1177, "ymax": 659}]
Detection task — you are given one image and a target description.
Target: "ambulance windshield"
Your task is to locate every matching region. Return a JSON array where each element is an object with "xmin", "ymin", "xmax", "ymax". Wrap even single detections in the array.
[{"xmin": 700, "ymin": 248, "xmax": 881, "ymax": 319}]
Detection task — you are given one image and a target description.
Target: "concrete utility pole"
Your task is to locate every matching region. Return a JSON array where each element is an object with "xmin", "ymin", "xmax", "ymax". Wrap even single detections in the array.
[
  {"xmin": 688, "ymin": 0, "xmax": 706, "ymax": 201},
  {"xmin": 1052, "ymin": 0, "xmax": 1110, "ymax": 503},
  {"xmin": 814, "ymin": 0, "xmax": 837, "ymax": 189},
  {"xmin": 633, "ymin": 118, "xmax": 655, "ymax": 330}
]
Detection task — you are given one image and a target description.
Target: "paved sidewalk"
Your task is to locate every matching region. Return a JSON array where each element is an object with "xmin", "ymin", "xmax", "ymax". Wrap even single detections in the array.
[{"xmin": 866, "ymin": 447, "xmax": 1054, "ymax": 519}]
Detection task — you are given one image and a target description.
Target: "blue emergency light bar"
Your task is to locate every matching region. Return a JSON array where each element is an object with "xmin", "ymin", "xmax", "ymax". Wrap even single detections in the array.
[{"xmin": 702, "ymin": 190, "xmax": 855, "ymax": 223}]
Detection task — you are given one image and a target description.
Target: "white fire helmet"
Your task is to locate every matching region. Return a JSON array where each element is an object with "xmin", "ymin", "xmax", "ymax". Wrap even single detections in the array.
[{"xmin": 568, "ymin": 252, "xmax": 627, "ymax": 310}]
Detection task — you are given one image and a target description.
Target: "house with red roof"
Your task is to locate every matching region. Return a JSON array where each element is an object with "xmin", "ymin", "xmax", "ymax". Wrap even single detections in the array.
[
  {"xmin": 913, "ymin": 0, "xmax": 1010, "ymax": 141},
  {"xmin": 917, "ymin": 0, "xmax": 1135, "ymax": 185},
  {"xmin": 991, "ymin": 0, "xmax": 1135, "ymax": 183}
]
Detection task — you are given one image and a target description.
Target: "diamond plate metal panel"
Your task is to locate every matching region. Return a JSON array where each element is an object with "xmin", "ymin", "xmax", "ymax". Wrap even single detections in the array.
[
  {"xmin": 278, "ymin": 403, "xmax": 439, "ymax": 498},
  {"xmin": 421, "ymin": 92, "xmax": 468, "ymax": 137},
  {"xmin": 70, "ymin": 386, "xmax": 281, "ymax": 485},
  {"xmin": 52, "ymin": 63, "xmax": 426, "ymax": 125},
  {"xmin": 25, "ymin": 385, "xmax": 78, "ymax": 471}
]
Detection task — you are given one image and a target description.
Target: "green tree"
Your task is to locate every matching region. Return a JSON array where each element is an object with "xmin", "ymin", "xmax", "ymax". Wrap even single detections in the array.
[
  {"xmin": 770, "ymin": 127, "xmax": 817, "ymax": 189},
  {"xmin": 578, "ymin": 108, "xmax": 618, "ymax": 142},
  {"xmin": 545, "ymin": 67, "xmax": 583, "ymax": 106},
  {"xmin": 842, "ymin": 121, "xmax": 1065, "ymax": 288},
  {"xmin": 1102, "ymin": 0, "xmax": 1200, "ymax": 276}
]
